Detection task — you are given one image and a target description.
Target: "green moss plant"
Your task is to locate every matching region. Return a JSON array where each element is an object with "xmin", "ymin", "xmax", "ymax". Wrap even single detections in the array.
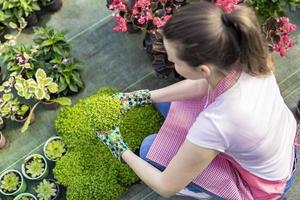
[{"xmin": 53, "ymin": 87, "xmax": 163, "ymax": 200}]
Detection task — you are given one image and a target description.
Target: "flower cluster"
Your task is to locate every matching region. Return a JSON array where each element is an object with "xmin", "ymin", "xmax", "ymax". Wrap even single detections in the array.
[
  {"xmin": 273, "ymin": 17, "xmax": 297, "ymax": 57},
  {"xmin": 215, "ymin": 0, "xmax": 239, "ymax": 13},
  {"xmin": 107, "ymin": 0, "xmax": 174, "ymax": 32}
]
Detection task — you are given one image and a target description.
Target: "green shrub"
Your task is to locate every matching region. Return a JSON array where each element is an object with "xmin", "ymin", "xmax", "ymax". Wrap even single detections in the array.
[{"xmin": 53, "ymin": 87, "xmax": 163, "ymax": 200}]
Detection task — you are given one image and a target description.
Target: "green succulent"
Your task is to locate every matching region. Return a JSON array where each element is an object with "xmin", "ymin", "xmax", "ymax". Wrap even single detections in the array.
[
  {"xmin": 25, "ymin": 155, "xmax": 45, "ymax": 178},
  {"xmin": 0, "ymin": 172, "xmax": 21, "ymax": 193},
  {"xmin": 45, "ymin": 139, "xmax": 66, "ymax": 160},
  {"xmin": 35, "ymin": 180, "xmax": 57, "ymax": 200},
  {"xmin": 18, "ymin": 195, "xmax": 35, "ymax": 200}
]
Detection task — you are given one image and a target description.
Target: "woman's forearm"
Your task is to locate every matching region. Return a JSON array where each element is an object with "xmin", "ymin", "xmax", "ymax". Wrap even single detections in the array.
[
  {"xmin": 121, "ymin": 150, "xmax": 171, "ymax": 197},
  {"xmin": 150, "ymin": 79, "xmax": 208, "ymax": 103}
]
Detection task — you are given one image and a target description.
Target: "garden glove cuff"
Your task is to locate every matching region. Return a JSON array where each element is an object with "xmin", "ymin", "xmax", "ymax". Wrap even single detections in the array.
[
  {"xmin": 113, "ymin": 89, "xmax": 152, "ymax": 113},
  {"xmin": 95, "ymin": 126, "xmax": 129, "ymax": 162}
]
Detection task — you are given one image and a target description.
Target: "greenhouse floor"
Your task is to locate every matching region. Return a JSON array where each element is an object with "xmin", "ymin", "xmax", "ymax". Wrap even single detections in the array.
[{"xmin": 0, "ymin": 0, "xmax": 300, "ymax": 199}]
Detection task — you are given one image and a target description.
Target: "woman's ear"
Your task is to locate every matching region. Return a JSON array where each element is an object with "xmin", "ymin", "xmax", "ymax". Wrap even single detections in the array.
[{"xmin": 196, "ymin": 64, "xmax": 211, "ymax": 78}]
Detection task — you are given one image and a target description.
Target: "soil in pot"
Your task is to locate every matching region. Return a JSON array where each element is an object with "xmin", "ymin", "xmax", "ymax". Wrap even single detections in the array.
[
  {"xmin": 43, "ymin": 0, "xmax": 63, "ymax": 12},
  {"xmin": 15, "ymin": 107, "xmax": 36, "ymax": 125},
  {"xmin": 22, "ymin": 154, "xmax": 49, "ymax": 181},
  {"xmin": 0, "ymin": 170, "xmax": 27, "ymax": 196}
]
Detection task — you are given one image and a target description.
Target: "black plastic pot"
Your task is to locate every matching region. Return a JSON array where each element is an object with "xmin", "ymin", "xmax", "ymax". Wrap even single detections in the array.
[
  {"xmin": 43, "ymin": 0, "xmax": 63, "ymax": 12},
  {"xmin": 25, "ymin": 12, "xmax": 39, "ymax": 28},
  {"xmin": 296, "ymin": 100, "xmax": 300, "ymax": 121},
  {"xmin": 0, "ymin": 25, "xmax": 10, "ymax": 43}
]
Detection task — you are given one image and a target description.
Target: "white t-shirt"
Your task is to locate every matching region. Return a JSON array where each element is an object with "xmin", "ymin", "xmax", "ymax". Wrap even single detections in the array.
[{"xmin": 186, "ymin": 72, "xmax": 297, "ymax": 181}]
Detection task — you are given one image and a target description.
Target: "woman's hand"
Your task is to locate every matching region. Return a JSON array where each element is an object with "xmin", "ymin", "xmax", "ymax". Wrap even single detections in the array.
[
  {"xmin": 113, "ymin": 89, "xmax": 152, "ymax": 113},
  {"xmin": 95, "ymin": 126, "xmax": 129, "ymax": 162}
]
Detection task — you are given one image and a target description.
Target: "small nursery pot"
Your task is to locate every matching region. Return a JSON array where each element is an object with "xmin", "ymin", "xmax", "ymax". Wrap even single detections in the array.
[
  {"xmin": 0, "ymin": 131, "xmax": 7, "ymax": 149},
  {"xmin": 25, "ymin": 12, "xmax": 39, "ymax": 28},
  {"xmin": 41, "ymin": 100, "xmax": 60, "ymax": 110},
  {"xmin": 15, "ymin": 107, "xmax": 36, "ymax": 125},
  {"xmin": 43, "ymin": 0, "xmax": 63, "ymax": 12},
  {"xmin": 21, "ymin": 154, "xmax": 49, "ymax": 181},
  {"xmin": 43, "ymin": 136, "xmax": 66, "ymax": 161},
  {"xmin": 296, "ymin": 100, "xmax": 300, "ymax": 121},
  {"xmin": 0, "ymin": 121, "xmax": 5, "ymax": 130},
  {"xmin": 0, "ymin": 169, "xmax": 27, "ymax": 196},
  {"xmin": 14, "ymin": 193, "xmax": 37, "ymax": 200}
]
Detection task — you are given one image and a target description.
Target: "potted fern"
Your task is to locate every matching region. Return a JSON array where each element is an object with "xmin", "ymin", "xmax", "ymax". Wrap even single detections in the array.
[
  {"xmin": 14, "ymin": 193, "xmax": 37, "ymax": 200},
  {"xmin": 0, "ymin": 169, "xmax": 27, "ymax": 196},
  {"xmin": 21, "ymin": 154, "xmax": 49, "ymax": 181},
  {"xmin": 35, "ymin": 179, "xmax": 60, "ymax": 200},
  {"xmin": 43, "ymin": 136, "xmax": 66, "ymax": 161}
]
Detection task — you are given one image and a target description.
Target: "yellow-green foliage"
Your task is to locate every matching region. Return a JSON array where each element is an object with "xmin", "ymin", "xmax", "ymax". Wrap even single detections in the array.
[{"xmin": 53, "ymin": 87, "xmax": 163, "ymax": 200}]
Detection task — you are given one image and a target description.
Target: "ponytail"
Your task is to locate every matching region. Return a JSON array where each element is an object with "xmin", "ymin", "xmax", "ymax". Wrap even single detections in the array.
[
  {"xmin": 162, "ymin": 1, "xmax": 273, "ymax": 76},
  {"xmin": 228, "ymin": 6, "xmax": 273, "ymax": 75}
]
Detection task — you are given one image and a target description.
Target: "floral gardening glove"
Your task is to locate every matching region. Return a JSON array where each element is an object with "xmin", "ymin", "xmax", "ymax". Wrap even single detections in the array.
[
  {"xmin": 113, "ymin": 89, "xmax": 152, "ymax": 113},
  {"xmin": 95, "ymin": 126, "xmax": 129, "ymax": 162}
]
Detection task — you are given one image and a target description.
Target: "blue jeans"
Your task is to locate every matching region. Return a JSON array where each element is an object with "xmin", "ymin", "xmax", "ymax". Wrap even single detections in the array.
[{"xmin": 139, "ymin": 102, "xmax": 298, "ymax": 199}]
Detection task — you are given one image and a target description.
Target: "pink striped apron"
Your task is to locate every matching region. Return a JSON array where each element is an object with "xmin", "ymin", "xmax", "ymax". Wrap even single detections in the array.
[{"xmin": 146, "ymin": 69, "xmax": 295, "ymax": 200}]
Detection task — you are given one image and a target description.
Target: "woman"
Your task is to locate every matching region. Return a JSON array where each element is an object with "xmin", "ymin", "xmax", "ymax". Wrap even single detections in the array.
[{"xmin": 96, "ymin": 1, "xmax": 298, "ymax": 199}]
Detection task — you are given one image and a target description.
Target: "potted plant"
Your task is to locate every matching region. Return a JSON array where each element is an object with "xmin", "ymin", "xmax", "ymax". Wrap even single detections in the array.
[
  {"xmin": 43, "ymin": 136, "xmax": 66, "ymax": 161},
  {"xmin": 21, "ymin": 154, "xmax": 49, "ymax": 181},
  {"xmin": 0, "ymin": 0, "xmax": 40, "ymax": 28},
  {"xmin": 14, "ymin": 193, "xmax": 37, "ymax": 200},
  {"xmin": 14, "ymin": 69, "xmax": 72, "ymax": 132},
  {"xmin": 14, "ymin": 104, "xmax": 35, "ymax": 125},
  {"xmin": 1, "ymin": 43, "xmax": 39, "ymax": 79},
  {"xmin": 35, "ymin": 179, "xmax": 60, "ymax": 200},
  {"xmin": 0, "ymin": 169, "xmax": 27, "ymax": 196},
  {"xmin": 0, "ymin": 131, "xmax": 8, "ymax": 149},
  {"xmin": 39, "ymin": 0, "xmax": 62, "ymax": 12},
  {"xmin": 33, "ymin": 27, "xmax": 84, "ymax": 96}
]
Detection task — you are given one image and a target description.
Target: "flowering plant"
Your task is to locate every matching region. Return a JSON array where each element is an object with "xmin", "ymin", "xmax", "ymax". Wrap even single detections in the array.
[
  {"xmin": 107, "ymin": 0, "xmax": 180, "ymax": 33},
  {"xmin": 263, "ymin": 16, "xmax": 297, "ymax": 56}
]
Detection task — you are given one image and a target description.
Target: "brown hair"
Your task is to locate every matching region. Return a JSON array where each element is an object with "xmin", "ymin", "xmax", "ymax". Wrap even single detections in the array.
[{"xmin": 162, "ymin": 0, "xmax": 273, "ymax": 75}]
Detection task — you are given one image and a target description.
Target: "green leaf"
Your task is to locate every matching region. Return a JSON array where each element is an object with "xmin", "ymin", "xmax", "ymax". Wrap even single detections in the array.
[
  {"xmin": 8, "ymin": 22, "xmax": 17, "ymax": 29},
  {"xmin": 41, "ymin": 39, "xmax": 54, "ymax": 47},
  {"xmin": 21, "ymin": 103, "xmax": 39, "ymax": 133},
  {"xmin": 51, "ymin": 97, "xmax": 72, "ymax": 106},
  {"xmin": 47, "ymin": 82, "xmax": 58, "ymax": 93},
  {"xmin": 35, "ymin": 87, "xmax": 46, "ymax": 100}
]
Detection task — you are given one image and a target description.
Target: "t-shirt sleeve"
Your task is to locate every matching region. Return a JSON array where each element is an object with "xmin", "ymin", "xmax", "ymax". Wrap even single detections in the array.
[{"xmin": 186, "ymin": 111, "xmax": 229, "ymax": 152}]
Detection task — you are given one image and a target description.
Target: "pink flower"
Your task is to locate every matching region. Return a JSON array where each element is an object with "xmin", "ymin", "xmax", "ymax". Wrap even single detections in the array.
[
  {"xmin": 108, "ymin": 0, "xmax": 127, "ymax": 11},
  {"xmin": 271, "ymin": 17, "xmax": 297, "ymax": 56},
  {"xmin": 278, "ymin": 17, "xmax": 297, "ymax": 34},
  {"xmin": 159, "ymin": 0, "xmax": 168, "ymax": 3},
  {"xmin": 165, "ymin": 6, "xmax": 172, "ymax": 14},
  {"xmin": 153, "ymin": 15, "xmax": 172, "ymax": 28},
  {"xmin": 215, "ymin": 0, "xmax": 239, "ymax": 13},
  {"xmin": 273, "ymin": 34, "xmax": 293, "ymax": 57},
  {"xmin": 113, "ymin": 15, "xmax": 128, "ymax": 32}
]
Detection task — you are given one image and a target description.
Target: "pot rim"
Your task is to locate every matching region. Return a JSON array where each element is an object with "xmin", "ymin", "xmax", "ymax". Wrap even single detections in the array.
[
  {"xmin": 21, "ymin": 154, "xmax": 48, "ymax": 180},
  {"xmin": 13, "ymin": 192, "xmax": 37, "ymax": 200},
  {"xmin": 43, "ymin": 136, "xmax": 63, "ymax": 161}
]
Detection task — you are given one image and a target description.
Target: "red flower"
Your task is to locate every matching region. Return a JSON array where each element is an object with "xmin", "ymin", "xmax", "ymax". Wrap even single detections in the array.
[
  {"xmin": 113, "ymin": 15, "xmax": 128, "ymax": 32},
  {"xmin": 153, "ymin": 15, "xmax": 172, "ymax": 28}
]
